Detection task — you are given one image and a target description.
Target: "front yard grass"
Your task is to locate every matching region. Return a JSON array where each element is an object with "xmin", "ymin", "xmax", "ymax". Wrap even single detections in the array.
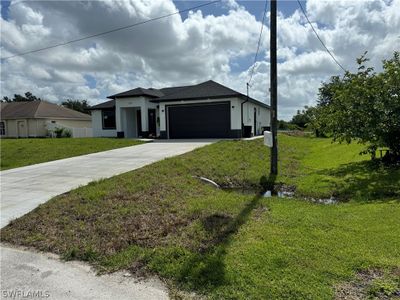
[
  {"xmin": 0, "ymin": 138, "xmax": 145, "ymax": 170},
  {"xmin": 1, "ymin": 135, "xmax": 399, "ymax": 299}
]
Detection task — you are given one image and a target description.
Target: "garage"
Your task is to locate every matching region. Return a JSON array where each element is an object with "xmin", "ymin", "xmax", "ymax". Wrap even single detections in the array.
[{"xmin": 167, "ymin": 102, "xmax": 231, "ymax": 138}]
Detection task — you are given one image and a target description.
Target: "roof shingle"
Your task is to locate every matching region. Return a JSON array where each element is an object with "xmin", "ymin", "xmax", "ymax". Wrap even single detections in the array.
[{"xmin": 0, "ymin": 101, "xmax": 91, "ymax": 120}]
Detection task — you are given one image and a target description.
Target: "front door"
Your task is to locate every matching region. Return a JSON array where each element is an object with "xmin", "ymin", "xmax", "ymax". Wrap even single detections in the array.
[
  {"xmin": 17, "ymin": 120, "xmax": 27, "ymax": 138},
  {"xmin": 148, "ymin": 109, "xmax": 156, "ymax": 137}
]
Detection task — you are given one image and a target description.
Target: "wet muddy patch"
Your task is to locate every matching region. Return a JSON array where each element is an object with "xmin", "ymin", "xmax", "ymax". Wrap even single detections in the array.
[{"xmin": 335, "ymin": 268, "xmax": 400, "ymax": 299}]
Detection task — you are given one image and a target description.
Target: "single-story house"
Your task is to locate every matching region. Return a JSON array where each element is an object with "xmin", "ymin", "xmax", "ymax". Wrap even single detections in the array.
[
  {"xmin": 90, "ymin": 80, "xmax": 270, "ymax": 139},
  {"xmin": 0, "ymin": 101, "xmax": 92, "ymax": 138}
]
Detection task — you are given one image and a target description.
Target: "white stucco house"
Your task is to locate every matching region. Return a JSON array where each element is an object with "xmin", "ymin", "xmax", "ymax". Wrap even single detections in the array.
[{"xmin": 90, "ymin": 80, "xmax": 270, "ymax": 139}]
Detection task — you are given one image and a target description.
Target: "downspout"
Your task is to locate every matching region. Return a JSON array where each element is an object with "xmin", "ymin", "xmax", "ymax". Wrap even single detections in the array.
[{"xmin": 241, "ymin": 83, "xmax": 250, "ymax": 137}]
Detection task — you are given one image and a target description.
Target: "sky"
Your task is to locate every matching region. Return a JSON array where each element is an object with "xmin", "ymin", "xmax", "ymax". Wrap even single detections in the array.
[{"xmin": 1, "ymin": 0, "xmax": 399, "ymax": 120}]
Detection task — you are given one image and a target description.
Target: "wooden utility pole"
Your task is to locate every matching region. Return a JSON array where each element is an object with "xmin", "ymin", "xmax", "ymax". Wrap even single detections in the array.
[{"xmin": 270, "ymin": 0, "xmax": 278, "ymax": 175}]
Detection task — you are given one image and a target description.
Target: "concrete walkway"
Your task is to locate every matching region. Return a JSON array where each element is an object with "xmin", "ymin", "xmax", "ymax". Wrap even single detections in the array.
[
  {"xmin": 0, "ymin": 140, "xmax": 213, "ymax": 300},
  {"xmin": 1, "ymin": 140, "xmax": 212, "ymax": 228}
]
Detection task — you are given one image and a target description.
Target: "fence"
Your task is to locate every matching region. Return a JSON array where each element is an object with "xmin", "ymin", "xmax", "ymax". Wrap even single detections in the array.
[{"xmin": 71, "ymin": 127, "xmax": 93, "ymax": 138}]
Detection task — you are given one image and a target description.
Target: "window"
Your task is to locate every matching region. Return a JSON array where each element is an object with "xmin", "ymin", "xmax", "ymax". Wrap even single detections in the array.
[
  {"xmin": 0, "ymin": 121, "xmax": 4, "ymax": 135},
  {"xmin": 102, "ymin": 109, "xmax": 116, "ymax": 129}
]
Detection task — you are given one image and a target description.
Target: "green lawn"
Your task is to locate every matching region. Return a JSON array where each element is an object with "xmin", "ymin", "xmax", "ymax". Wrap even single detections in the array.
[
  {"xmin": 1, "ymin": 135, "xmax": 399, "ymax": 299},
  {"xmin": 0, "ymin": 138, "xmax": 145, "ymax": 170}
]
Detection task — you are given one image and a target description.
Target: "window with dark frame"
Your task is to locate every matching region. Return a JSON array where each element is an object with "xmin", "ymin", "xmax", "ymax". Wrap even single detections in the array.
[
  {"xmin": 0, "ymin": 121, "xmax": 5, "ymax": 135},
  {"xmin": 102, "ymin": 109, "xmax": 116, "ymax": 130}
]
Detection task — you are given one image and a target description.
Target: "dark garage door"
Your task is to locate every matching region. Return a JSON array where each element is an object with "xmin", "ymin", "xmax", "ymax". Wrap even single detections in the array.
[{"xmin": 168, "ymin": 102, "xmax": 231, "ymax": 138}]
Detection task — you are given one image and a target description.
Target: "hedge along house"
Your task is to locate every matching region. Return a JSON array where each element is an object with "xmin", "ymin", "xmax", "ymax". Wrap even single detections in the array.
[
  {"xmin": 90, "ymin": 80, "xmax": 270, "ymax": 139},
  {"xmin": 0, "ymin": 101, "xmax": 92, "ymax": 138}
]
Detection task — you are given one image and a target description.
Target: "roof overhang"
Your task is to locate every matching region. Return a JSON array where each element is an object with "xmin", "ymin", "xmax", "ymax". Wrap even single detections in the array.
[{"xmin": 151, "ymin": 95, "xmax": 270, "ymax": 109}]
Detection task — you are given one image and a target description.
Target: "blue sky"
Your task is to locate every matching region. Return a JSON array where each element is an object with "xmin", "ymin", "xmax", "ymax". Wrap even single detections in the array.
[{"xmin": 173, "ymin": 0, "xmax": 306, "ymax": 20}]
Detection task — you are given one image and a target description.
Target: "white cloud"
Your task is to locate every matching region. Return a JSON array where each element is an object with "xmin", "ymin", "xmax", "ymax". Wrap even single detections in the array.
[{"xmin": 1, "ymin": 0, "xmax": 399, "ymax": 119}]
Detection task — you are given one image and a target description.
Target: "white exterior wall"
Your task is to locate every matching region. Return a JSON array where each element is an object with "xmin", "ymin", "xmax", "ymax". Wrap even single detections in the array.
[
  {"xmin": 28, "ymin": 119, "xmax": 46, "ymax": 137},
  {"xmin": 2, "ymin": 120, "xmax": 17, "ymax": 137},
  {"xmin": 2, "ymin": 118, "xmax": 93, "ymax": 138},
  {"xmin": 52, "ymin": 119, "xmax": 91, "ymax": 129},
  {"xmin": 115, "ymin": 96, "xmax": 158, "ymax": 135},
  {"xmin": 3, "ymin": 119, "xmax": 49, "ymax": 137},
  {"xmin": 242, "ymin": 101, "xmax": 270, "ymax": 135},
  {"xmin": 230, "ymin": 98, "xmax": 244, "ymax": 130},
  {"xmin": 92, "ymin": 110, "xmax": 117, "ymax": 137}
]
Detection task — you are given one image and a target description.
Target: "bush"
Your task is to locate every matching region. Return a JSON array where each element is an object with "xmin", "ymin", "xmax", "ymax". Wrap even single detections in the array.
[
  {"xmin": 54, "ymin": 127, "xmax": 64, "ymax": 138},
  {"xmin": 63, "ymin": 129, "xmax": 72, "ymax": 138},
  {"xmin": 53, "ymin": 127, "xmax": 72, "ymax": 138}
]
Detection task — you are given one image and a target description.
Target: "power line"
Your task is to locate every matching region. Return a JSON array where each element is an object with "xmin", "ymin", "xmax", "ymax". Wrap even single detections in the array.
[
  {"xmin": 247, "ymin": 0, "xmax": 269, "ymax": 85},
  {"xmin": 1, "ymin": 0, "xmax": 221, "ymax": 60},
  {"xmin": 296, "ymin": 0, "xmax": 346, "ymax": 72}
]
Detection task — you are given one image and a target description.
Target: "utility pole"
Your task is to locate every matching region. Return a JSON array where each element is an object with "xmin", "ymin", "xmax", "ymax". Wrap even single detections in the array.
[{"xmin": 270, "ymin": 0, "xmax": 278, "ymax": 175}]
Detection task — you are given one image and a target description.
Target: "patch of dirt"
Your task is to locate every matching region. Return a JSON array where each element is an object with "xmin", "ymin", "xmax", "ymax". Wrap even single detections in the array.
[
  {"xmin": 335, "ymin": 268, "xmax": 400, "ymax": 300},
  {"xmin": 128, "ymin": 259, "xmax": 152, "ymax": 279},
  {"xmin": 280, "ymin": 130, "xmax": 312, "ymax": 137},
  {"xmin": 221, "ymin": 187, "xmax": 262, "ymax": 195},
  {"xmin": 201, "ymin": 213, "xmax": 232, "ymax": 233},
  {"xmin": 252, "ymin": 205, "xmax": 269, "ymax": 220}
]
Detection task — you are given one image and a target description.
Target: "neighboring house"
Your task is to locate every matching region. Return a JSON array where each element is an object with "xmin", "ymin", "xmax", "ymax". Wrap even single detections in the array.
[
  {"xmin": 0, "ymin": 101, "xmax": 92, "ymax": 138},
  {"xmin": 90, "ymin": 80, "xmax": 270, "ymax": 139}
]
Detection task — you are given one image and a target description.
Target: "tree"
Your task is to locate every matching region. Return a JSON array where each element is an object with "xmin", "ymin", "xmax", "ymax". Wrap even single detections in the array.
[
  {"xmin": 278, "ymin": 119, "xmax": 298, "ymax": 130},
  {"xmin": 290, "ymin": 107, "xmax": 310, "ymax": 128},
  {"xmin": 317, "ymin": 51, "xmax": 400, "ymax": 161},
  {"xmin": 2, "ymin": 92, "xmax": 42, "ymax": 102},
  {"xmin": 61, "ymin": 99, "xmax": 91, "ymax": 114}
]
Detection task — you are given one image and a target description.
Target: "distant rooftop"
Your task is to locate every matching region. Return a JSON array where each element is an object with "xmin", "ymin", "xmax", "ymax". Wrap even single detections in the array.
[{"xmin": 0, "ymin": 101, "xmax": 91, "ymax": 120}]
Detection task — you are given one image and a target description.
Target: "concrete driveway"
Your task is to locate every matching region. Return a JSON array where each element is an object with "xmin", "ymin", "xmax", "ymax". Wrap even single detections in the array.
[
  {"xmin": 1, "ymin": 140, "xmax": 212, "ymax": 228},
  {"xmin": 0, "ymin": 140, "xmax": 213, "ymax": 300},
  {"xmin": 1, "ymin": 245, "xmax": 168, "ymax": 300}
]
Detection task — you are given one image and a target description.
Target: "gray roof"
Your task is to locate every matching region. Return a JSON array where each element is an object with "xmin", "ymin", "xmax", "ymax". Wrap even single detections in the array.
[
  {"xmin": 108, "ymin": 87, "xmax": 164, "ymax": 99},
  {"xmin": 155, "ymin": 80, "xmax": 269, "ymax": 107},
  {"xmin": 94, "ymin": 80, "xmax": 269, "ymax": 109},
  {"xmin": 89, "ymin": 99, "xmax": 116, "ymax": 110},
  {"xmin": 0, "ymin": 101, "xmax": 91, "ymax": 120},
  {"xmin": 159, "ymin": 86, "xmax": 192, "ymax": 96}
]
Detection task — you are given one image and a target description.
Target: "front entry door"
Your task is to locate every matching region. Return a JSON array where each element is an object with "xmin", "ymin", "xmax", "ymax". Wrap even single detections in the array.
[
  {"xmin": 148, "ymin": 109, "xmax": 156, "ymax": 137},
  {"xmin": 17, "ymin": 120, "xmax": 27, "ymax": 138}
]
